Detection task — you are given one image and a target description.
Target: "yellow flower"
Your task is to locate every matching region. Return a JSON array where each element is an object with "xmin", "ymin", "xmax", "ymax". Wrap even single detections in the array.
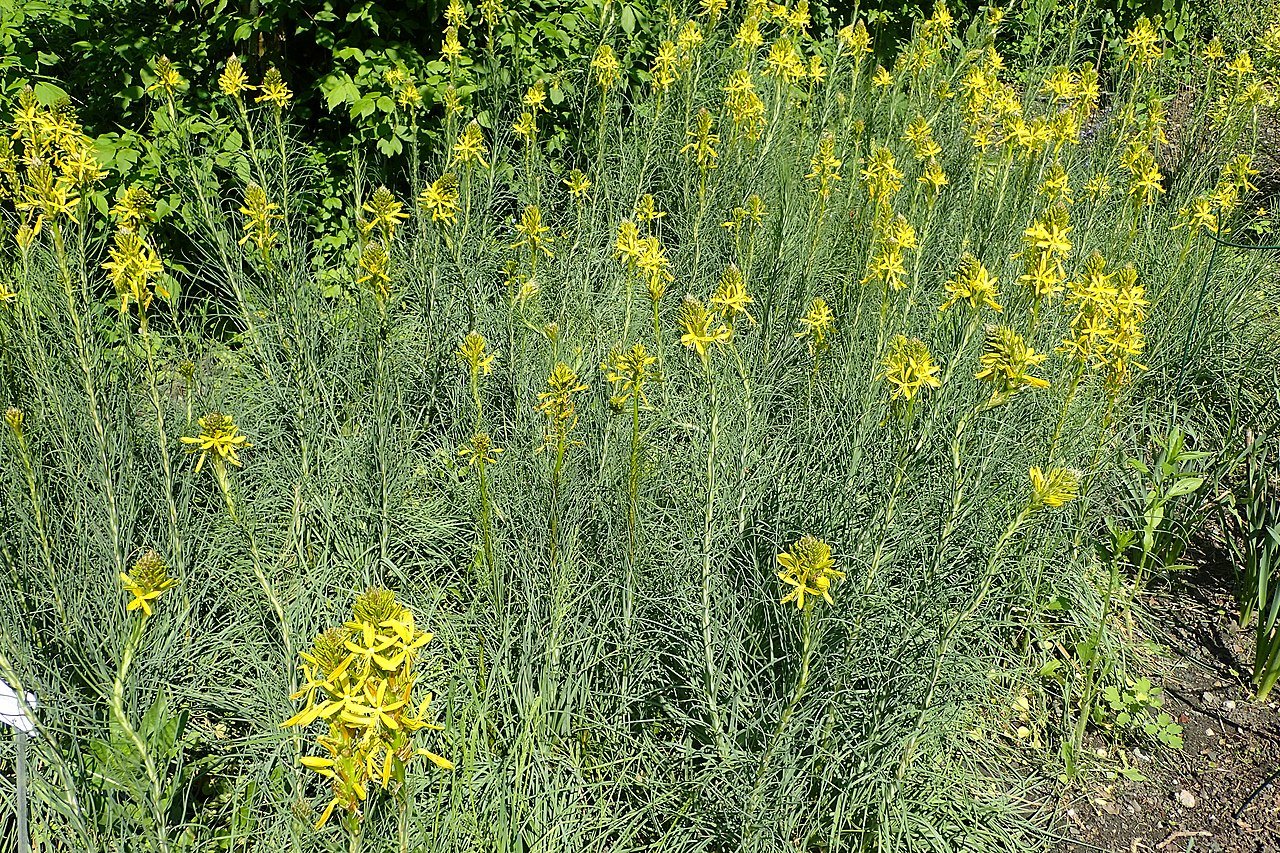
[
  {"xmin": 452, "ymin": 121, "xmax": 489, "ymax": 169},
  {"xmin": 601, "ymin": 343, "xmax": 659, "ymax": 409},
  {"xmin": 879, "ymin": 335, "xmax": 942, "ymax": 402},
  {"xmin": 441, "ymin": 26, "xmax": 464, "ymax": 63},
  {"xmin": 256, "ymin": 67, "xmax": 293, "ymax": 110},
  {"xmin": 710, "ymin": 264, "xmax": 755, "ymax": 325},
  {"xmin": 360, "ymin": 186, "xmax": 409, "ymax": 242},
  {"xmin": 357, "ymin": 241, "xmax": 392, "ymax": 301},
  {"xmin": 102, "ymin": 230, "xmax": 166, "ymax": 316},
  {"xmin": 679, "ymin": 296, "xmax": 732, "ymax": 361},
  {"xmin": 419, "ymin": 173, "xmax": 460, "ymax": 225},
  {"xmin": 147, "ymin": 56, "xmax": 184, "ymax": 99},
  {"xmin": 181, "ymin": 412, "xmax": 251, "ymax": 474},
  {"xmin": 592, "ymin": 45, "xmax": 622, "ymax": 91},
  {"xmin": 635, "ymin": 193, "xmax": 666, "ymax": 224},
  {"xmin": 806, "ymin": 133, "xmax": 842, "ymax": 200},
  {"xmin": 681, "ymin": 108, "xmax": 719, "ymax": 173},
  {"xmin": 652, "ymin": 40, "xmax": 681, "ymax": 92},
  {"xmin": 975, "ymin": 325, "xmax": 1049, "ymax": 398},
  {"xmin": 219, "ymin": 55, "xmax": 252, "ymax": 98},
  {"xmin": 457, "ymin": 331, "xmax": 494, "ymax": 376},
  {"xmin": 110, "ymin": 186, "xmax": 155, "ymax": 234},
  {"xmin": 513, "ymin": 204, "xmax": 553, "ymax": 258},
  {"xmin": 4, "ymin": 407, "xmax": 23, "ymax": 438},
  {"xmin": 536, "ymin": 363, "xmax": 588, "ymax": 447},
  {"xmin": 239, "ymin": 183, "xmax": 282, "ymax": 259},
  {"xmin": 614, "ymin": 219, "xmax": 643, "ymax": 268},
  {"xmin": 872, "ymin": 64, "xmax": 893, "ymax": 88},
  {"xmin": 723, "ymin": 68, "xmax": 766, "ymax": 141},
  {"xmin": 637, "ymin": 236, "xmax": 674, "ymax": 302},
  {"xmin": 564, "ymin": 168, "xmax": 592, "ymax": 200},
  {"xmin": 458, "ymin": 432, "xmax": 503, "ymax": 466},
  {"xmin": 1029, "ymin": 467, "xmax": 1080, "ymax": 509},
  {"xmin": 776, "ymin": 536, "xmax": 844, "ymax": 609},
  {"xmin": 286, "ymin": 589, "xmax": 451, "ymax": 831},
  {"xmin": 120, "ymin": 550, "xmax": 178, "ymax": 617},
  {"xmin": 918, "ymin": 158, "xmax": 949, "ymax": 197},
  {"xmin": 940, "ymin": 253, "xmax": 1002, "ymax": 313},
  {"xmin": 795, "ymin": 296, "xmax": 835, "ymax": 352},
  {"xmin": 903, "ymin": 115, "xmax": 941, "ymax": 161}
]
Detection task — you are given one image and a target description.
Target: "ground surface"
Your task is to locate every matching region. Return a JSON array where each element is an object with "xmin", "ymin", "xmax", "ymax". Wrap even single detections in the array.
[{"xmin": 1057, "ymin": 555, "xmax": 1280, "ymax": 853}]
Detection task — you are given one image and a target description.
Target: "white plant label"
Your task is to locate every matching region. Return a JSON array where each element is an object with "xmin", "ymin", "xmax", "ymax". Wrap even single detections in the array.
[{"xmin": 0, "ymin": 677, "xmax": 36, "ymax": 733}]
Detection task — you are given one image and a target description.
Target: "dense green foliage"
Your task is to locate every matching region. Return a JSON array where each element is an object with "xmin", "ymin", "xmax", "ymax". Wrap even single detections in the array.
[{"xmin": 1, "ymin": 1, "xmax": 1279, "ymax": 852}]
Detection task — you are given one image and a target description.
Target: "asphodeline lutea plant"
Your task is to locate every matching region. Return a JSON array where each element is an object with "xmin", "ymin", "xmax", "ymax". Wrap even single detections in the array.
[
  {"xmin": 238, "ymin": 183, "xmax": 282, "ymax": 263},
  {"xmin": 181, "ymin": 411, "xmax": 250, "ymax": 518},
  {"xmin": 113, "ymin": 549, "xmax": 181, "ymax": 851},
  {"xmin": 879, "ymin": 335, "xmax": 942, "ymax": 412},
  {"xmin": 940, "ymin": 253, "xmax": 1002, "ymax": 314},
  {"xmin": 283, "ymin": 588, "xmax": 453, "ymax": 833},
  {"xmin": 974, "ymin": 325, "xmax": 1051, "ymax": 407},
  {"xmin": 119, "ymin": 549, "xmax": 179, "ymax": 618},
  {"xmin": 776, "ymin": 535, "xmax": 845, "ymax": 610},
  {"xmin": 360, "ymin": 186, "xmax": 409, "ymax": 244}
]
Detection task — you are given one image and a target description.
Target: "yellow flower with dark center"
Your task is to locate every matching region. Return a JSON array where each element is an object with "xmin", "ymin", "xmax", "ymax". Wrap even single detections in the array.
[
  {"xmin": 257, "ymin": 68, "xmax": 293, "ymax": 110},
  {"xmin": 879, "ymin": 335, "xmax": 942, "ymax": 402},
  {"xmin": 120, "ymin": 549, "xmax": 178, "ymax": 617},
  {"xmin": 975, "ymin": 325, "xmax": 1049, "ymax": 397},
  {"xmin": 940, "ymin": 253, "xmax": 1002, "ymax": 313},
  {"xmin": 795, "ymin": 296, "xmax": 835, "ymax": 352},
  {"xmin": 776, "ymin": 536, "xmax": 844, "ymax": 609},
  {"xmin": 219, "ymin": 55, "xmax": 252, "ymax": 98},
  {"xmin": 1029, "ymin": 467, "xmax": 1080, "ymax": 509},
  {"xmin": 419, "ymin": 173, "xmax": 460, "ymax": 224},
  {"xmin": 679, "ymin": 296, "xmax": 732, "ymax": 361},
  {"xmin": 181, "ymin": 412, "xmax": 251, "ymax": 474}
]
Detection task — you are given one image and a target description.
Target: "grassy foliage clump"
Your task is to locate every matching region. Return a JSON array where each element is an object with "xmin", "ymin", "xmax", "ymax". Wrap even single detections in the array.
[{"xmin": 2, "ymin": 2, "xmax": 1279, "ymax": 851}]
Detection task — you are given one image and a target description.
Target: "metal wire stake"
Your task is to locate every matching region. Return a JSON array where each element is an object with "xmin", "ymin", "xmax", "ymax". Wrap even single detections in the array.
[{"xmin": 16, "ymin": 730, "xmax": 29, "ymax": 853}]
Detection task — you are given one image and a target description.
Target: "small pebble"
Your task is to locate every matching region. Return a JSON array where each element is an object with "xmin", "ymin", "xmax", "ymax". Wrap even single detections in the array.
[
  {"xmin": 1206, "ymin": 728, "xmax": 1216, "ymax": 738},
  {"xmin": 1202, "ymin": 691, "xmax": 1216, "ymax": 704},
  {"xmin": 1095, "ymin": 746, "xmax": 1108, "ymax": 758},
  {"xmin": 1224, "ymin": 700, "xmax": 1236, "ymax": 711},
  {"xmin": 1178, "ymin": 790, "xmax": 1197, "ymax": 809}
]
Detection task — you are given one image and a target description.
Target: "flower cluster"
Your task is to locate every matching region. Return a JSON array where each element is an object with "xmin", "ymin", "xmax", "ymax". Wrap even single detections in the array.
[
  {"xmin": 283, "ymin": 588, "xmax": 452, "ymax": 831},
  {"xmin": 975, "ymin": 325, "xmax": 1050, "ymax": 402},
  {"xmin": 1058, "ymin": 254, "xmax": 1148, "ymax": 392},
  {"xmin": 120, "ymin": 550, "xmax": 178, "ymax": 617},
  {"xmin": 1016, "ymin": 204, "xmax": 1072, "ymax": 304},
  {"xmin": 776, "ymin": 536, "xmax": 845, "ymax": 609},
  {"xmin": 879, "ymin": 335, "xmax": 942, "ymax": 403},
  {"xmin": 536, "ymin": 363, "xmax": 588, "ymax": 450}
]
